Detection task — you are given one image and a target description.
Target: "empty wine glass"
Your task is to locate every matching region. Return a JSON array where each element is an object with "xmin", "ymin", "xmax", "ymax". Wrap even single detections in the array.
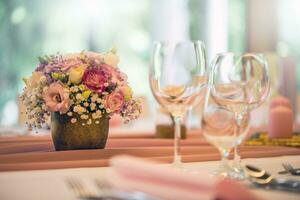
[
  {"xmin": 149, "ymin": 41, "xmax": 207, "ymax": 167},
  {"xmin": 210, "ymin": 53, "xmax": 270, "ymax": 179},
  {"xmin": 201, "ymin": 86, "xmax": 250, "ymax": 177}
]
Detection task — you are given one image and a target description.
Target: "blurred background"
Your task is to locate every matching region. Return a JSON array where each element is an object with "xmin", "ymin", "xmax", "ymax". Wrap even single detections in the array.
[{"xmin": 0, "ymin": 0, "xmax": 299, "ymax": 128}]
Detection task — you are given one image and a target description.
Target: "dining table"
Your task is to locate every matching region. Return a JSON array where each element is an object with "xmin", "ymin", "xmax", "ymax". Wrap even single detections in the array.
[{"xmin": 0, "ymin": 125, "xmax": 300, "ymax": 200}]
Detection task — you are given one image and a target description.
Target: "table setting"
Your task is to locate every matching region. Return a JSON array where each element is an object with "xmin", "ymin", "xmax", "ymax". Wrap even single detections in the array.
[{"xmin": 0, "ymin": 41, "xmax": 300, "ymax": 200}]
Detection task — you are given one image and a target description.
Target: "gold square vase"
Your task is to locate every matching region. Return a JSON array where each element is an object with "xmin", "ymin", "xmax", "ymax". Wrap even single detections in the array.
[{"xmin": 51, "ymin": 112, "xmax": 109, "ymax": 150}]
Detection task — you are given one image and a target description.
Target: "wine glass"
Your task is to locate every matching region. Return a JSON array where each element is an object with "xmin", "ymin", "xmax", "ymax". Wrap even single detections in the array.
[
  {"xmin": 201, "ymin": 86, "xmax": 250, "ymax": 177},
  {"xmin": 210, "ymin": 53, "xmax": 270, "ymax": 179},
  {"xmin": 149, "ymin": 41, "xmax": 207, "ymax": 167}
]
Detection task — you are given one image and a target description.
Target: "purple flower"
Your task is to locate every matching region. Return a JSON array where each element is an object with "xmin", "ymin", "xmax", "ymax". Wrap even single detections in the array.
[
  {"xmin": 121, "ymin": 99, "xmax": 142, "ymax": 123},
  {"xmin": 41, "ymin": 54, "xmax": 65, "ymax": 73},
  {"xmin": 36, "ymin": 54, "xmax": 84, "ymax": 74},
  {"xmin": 45, "ymin": 58, "xmax": 82, "ymax": 73},
  {"xmin": 35, "ymin": 63, "xmax": 47, "ymax": 72},
  {"xmin": 100, "ymin": 63, "xmax": 127, "ymax": 86}
]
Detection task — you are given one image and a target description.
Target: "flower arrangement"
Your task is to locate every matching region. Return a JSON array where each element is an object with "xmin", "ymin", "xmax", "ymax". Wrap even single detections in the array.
[{"xmin": 21, "ymin": 49, "xmax": 142, "ymax": 129}]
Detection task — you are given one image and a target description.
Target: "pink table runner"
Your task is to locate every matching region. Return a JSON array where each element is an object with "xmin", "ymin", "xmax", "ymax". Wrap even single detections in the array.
[{"xmin": 0, "ymin": 133, "xmax": 300, "ymax": 171}]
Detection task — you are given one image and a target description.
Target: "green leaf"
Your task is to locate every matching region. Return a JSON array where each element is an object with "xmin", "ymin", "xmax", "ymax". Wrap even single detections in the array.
[{"xmin": 38, "ymin": 56, "xmax": 49, "ymax": 64}]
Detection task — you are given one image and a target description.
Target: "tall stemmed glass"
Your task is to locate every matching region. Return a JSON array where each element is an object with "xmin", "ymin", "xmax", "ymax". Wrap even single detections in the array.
[
  {"xmin": 201, "ymin": 87, "xmax": 250, "ymax": 177},
  {"xmin": 210, "ymin": 53, "xmax": 270, "ymax": 179},
  {"xmin": 150, "ymin": 41, "xmax": 207, "ymax": 167}
]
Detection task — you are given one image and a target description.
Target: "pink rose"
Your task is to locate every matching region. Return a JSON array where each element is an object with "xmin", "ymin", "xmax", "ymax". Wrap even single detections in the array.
[
  {"xmin": 104, "ymin": 91, "xmax": 125, "ymax": 113},
  {"xmin": 43, "ymin": 82, "xmax": 70, "ymax": 114},
  {"xmin": 82, "ymin": 67, "xmax": 110, "ymax": 93},
  {"xmin": 62, "ymin": 58, "xmax": 84, "ymax": 71}
]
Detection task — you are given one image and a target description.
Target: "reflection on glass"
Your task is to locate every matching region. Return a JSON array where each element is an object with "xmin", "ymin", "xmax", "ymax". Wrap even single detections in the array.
[
  {"xmin": 150, "ymin": 41, "xmax": 207, "ymax": 167},
  {"xmin": 201, "ymin": 88, "xmax": 249, "ymax": 177},
  {"xmin": 210, "ymin": 53, "xmax": 270, "ymax": 179}
]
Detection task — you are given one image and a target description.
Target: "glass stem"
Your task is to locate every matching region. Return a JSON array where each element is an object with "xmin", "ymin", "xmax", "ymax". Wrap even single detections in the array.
[
  {"xmin": 215, "ymin": 149, "xmax": 232, "ymax": 177},
  {"xmin": 173, "ymin": 116, "xmax": 182, "ymax": 167},
  {"xmin": 233, "ymin": 113, "xmax": 243, "ymax": 170},
  {"xmin": 233, "ymin": 146, "xmax": 241, "ymax": 169},
  {"xmin": 221, "ymin": 149, "xmax": 230, "ymax": 167}
]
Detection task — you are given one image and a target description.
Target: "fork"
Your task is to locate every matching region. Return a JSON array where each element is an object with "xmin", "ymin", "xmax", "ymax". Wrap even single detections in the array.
[
  {"xmin": 95, "ymin": 179, "xmax": 158, "ymax": 200},
  {"xmin": 94, "ymin": 179, "xmax": 118, "ymax": 198},
  {"xmin": 282, "ymin": 163, "xmax": 300, "ymax": 176},
  {"xmin": 67, "ymin": 178, "xmax": 138, "ymax": 200},
  {"xmin": 66, "ymin": 177, "xmax": 101, "ymax": 200}
]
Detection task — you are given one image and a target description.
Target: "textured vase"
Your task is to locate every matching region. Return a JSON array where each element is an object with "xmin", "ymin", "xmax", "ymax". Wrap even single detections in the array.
[{"xmin": 51, "ymin": 112, "xmax": 109, "ymax": 150}]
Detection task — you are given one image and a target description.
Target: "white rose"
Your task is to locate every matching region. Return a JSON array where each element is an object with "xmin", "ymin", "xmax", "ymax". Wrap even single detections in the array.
[{"xmin": 103, "ymin": 52, "xmax": 119, "ymax": 67}]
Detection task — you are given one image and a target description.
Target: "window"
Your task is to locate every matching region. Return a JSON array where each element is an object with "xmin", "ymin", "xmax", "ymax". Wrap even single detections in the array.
[{"xmin": 0, "ymin": 0, "xmax": 246, "ymax": 125}]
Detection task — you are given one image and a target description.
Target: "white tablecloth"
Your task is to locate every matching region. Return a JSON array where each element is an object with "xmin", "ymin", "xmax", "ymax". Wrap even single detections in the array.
[{"xmin": 0, "ymin": 155, "xmax": 300, "ymax": 200}]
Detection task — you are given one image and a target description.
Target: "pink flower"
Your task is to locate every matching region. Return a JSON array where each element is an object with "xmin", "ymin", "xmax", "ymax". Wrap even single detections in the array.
[
  {"xmin": 62, "ymin": 58, "xmax": 84, "ymax": 71},
  {"xmin": 82, "ymin": 67, "xmax": 110, "ymax": 93},
  {"xmin": 85, "ymin": 51, "xmax": 103, "ymax": 63},
  {"xmin": 43, "ymin": 82, "xmax": 70, "ymax": 114},
  {"xmin": 104, "ymin": 91, "xmax": 125, "ymax": 113}
]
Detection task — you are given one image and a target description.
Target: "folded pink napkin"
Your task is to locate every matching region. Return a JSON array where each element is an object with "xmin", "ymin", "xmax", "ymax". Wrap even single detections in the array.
[{"xmin": 108, "ymin": 155, "xmax": 262, "ymax": 200}]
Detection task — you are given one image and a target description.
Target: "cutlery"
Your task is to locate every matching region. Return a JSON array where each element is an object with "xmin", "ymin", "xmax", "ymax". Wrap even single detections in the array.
[
  {"xmin": 244, "ymin": 165, "xmax": 266, "ymax": 178},
  {"xmin": 282, "ymin": 163, "xmax": 300, "ymax": 176},
  {"xmin": 66, "ymin": 177, "xmax": 158, "ymax": 200},
  {"xmin": 94, "ymin": 179, "xmax": 158, "ymax": 200},
  {"xmin": 245, "ymin": 165, "xmax": 300, "ymax": 193},
  {"xmin": 66, "ymin": 177, "xmax": 100, "ymax": 200},
  {"xmin": 67, "ymin": 177, "xmax": 133, "ymax": 200},
  {"xmin": 278, "ymin": 168, "xmax": 300, "ymax": 175}
]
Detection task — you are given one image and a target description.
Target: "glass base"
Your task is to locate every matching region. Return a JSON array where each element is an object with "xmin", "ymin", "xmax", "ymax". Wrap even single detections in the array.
[
  {"xmin": 211, "ymin": 158, "xmax": 233, "ymax": 178},
  {"xmin": 230, "ymin": 154, "xmax": 247, "ymax": 180},
  {"xmin": 171, "ymin": 157, "xmax": 199, "ymax": 173},
  {"xmin": 172, "ymin": 155, "xmax": 183, "ymax": 168},
  {"xmin": 230, "ymin": 167, "xmax": 247, "ymax": 180}
]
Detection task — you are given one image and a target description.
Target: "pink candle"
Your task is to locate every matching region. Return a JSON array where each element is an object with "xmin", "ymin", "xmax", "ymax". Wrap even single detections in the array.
[
  {"xmin": 268, "ymin": 106, "xmax": 293, "ymax": 138},
  {"xmin": 269, "ymin": 96, "xmax": 291, "ymax": 109}
]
